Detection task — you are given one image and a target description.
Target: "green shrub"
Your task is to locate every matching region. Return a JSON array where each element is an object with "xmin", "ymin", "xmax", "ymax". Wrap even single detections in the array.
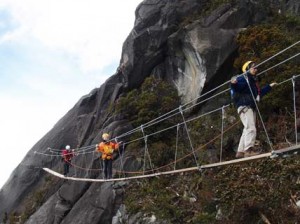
[{"xmin": 115, "ymin": 76, "xmax": 181, "ymax": 167}]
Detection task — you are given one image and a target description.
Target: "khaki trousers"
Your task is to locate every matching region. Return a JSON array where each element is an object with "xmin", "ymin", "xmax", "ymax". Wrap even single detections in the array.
[{"xmin": 237, "ymin": 106, "xmax": 256, "ymax": 152}]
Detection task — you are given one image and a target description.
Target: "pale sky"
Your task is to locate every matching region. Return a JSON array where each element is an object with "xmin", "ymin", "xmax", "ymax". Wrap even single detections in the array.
[{"xmin": 0, "ymin": 0, "xmax": 142, "ymax": 188}]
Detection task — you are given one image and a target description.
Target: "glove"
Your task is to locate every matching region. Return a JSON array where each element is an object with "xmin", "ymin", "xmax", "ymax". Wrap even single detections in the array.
[
  {"xmin": 231, "ymin": 76, "xmax": 238, "ymax": 84},
  {"xmin": 270, "ymin": 82, "xmax": 277, "ymax": 87}
]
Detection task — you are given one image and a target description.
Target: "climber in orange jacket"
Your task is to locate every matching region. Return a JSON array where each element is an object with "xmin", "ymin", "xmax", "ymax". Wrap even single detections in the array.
[{"xmin": 95, "ymin": 133, "xmax": 119, "ymax": 179}]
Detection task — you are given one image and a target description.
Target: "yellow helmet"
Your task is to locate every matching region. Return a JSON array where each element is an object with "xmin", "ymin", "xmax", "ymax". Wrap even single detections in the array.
[
  {"xmin": 102, "ymin": 133, "xmax": 110, "ymax": 141},
  {"xmin": 242, "ymin": 61, "xmax": 254, "ymax": 73}
]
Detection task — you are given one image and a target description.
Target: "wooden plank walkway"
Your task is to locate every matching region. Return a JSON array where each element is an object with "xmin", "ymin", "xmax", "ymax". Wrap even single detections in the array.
[{"xmin": 43, "ymin": 144, "xmax": 300, "ymax": 182}]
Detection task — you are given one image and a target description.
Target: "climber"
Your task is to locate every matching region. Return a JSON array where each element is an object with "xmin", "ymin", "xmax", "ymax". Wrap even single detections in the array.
[
  {"xmin": 95, "ymin": 133, "xmax": 119, "ymax": 179},
  {"xmin": 62, "ymin": 145, "xmax": 75, "ymax": 176},
  {"xmin": 231, "ymin": 61, "xmax": 277, "ymax": 158}
]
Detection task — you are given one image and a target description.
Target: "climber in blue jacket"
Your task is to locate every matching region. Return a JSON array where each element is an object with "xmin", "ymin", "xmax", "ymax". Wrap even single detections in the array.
[{"xmin": 231, "ymin": 61, "xmax": 277, "ymax": 158}]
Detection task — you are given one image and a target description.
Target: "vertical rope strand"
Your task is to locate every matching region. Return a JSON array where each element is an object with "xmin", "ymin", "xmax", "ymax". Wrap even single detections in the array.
[
  {"xmin": 141, "ymin": 135, "xmax": 154, "ymax": 174},
  {"xmin": 145, "ymin": 136, "xmax": 154, "ymax": 173},
  {"xmin": 140, "ymin": 125, "xmax": 155, "ymax": 174},
  {"xmin": 292, "ymin": 76, "xmax": 298, "ymax": 145},
  {"xmin": 179, "ymin": 106, "xmax": 200, "ymax": 168},
  {"xmin": 141, "ymin": 125, "xmax": 147, "ymax": 175},
  {"xmin": 84, "ymin": 153, "xmax": 88, "ymax": 177},
  {"xmin": 90, "ymin": 151, "xmax": 95, "ymax": 177},
  {"xmin": 142, "ymin": 135, "xmax": 147, "ymax": 174},
  {"xmin": 73, "ymin": 151, "xmax": 77, "ymax": 177},
  {"xmin": 174, "ymin": 124, "xmax": 180, "ymax": 170},
  {"xmin": 220, "ymin": 106, "xmax": 225, "ymax": 162},
  {"xmin": 120, "ymin": 143, "xmax": 126, "ymax": 178}
]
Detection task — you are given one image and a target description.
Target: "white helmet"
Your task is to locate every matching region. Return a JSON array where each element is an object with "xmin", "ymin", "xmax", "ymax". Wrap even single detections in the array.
[
  {"xmin": 102, "ymin": 133, "xmax": 110, "ymax": 141},
  {"xmin": 65, "ymin": 145, "xmax": 71, "ymax": 150}
]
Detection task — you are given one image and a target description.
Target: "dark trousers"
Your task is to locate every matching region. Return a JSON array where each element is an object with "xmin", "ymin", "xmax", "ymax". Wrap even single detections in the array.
[
  {"xmin": 63, "ymin": 162, "xmax": 70, "ymax": 176},
  {"xmin": 103, "ymin": 159, "xmax": 113, "ymax": 179}
]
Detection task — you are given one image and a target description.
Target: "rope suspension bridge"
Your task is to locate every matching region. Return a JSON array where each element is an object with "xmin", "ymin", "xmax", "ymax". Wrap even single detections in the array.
[{"xmin": 36, "ymin": 40, "xmax": 300, "ymax": 182}]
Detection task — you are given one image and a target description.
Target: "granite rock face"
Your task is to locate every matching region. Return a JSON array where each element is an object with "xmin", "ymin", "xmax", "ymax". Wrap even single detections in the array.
[{"xmin": 0, "ymin": 0, "xmax": 297, "ymax": 223}]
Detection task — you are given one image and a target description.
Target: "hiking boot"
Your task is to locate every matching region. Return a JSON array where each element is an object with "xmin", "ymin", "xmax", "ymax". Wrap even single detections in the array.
[
  {"xmin": 235, "ymin": 151, "xmax": 245, "ymax": 158},
  {"xmin": 244, "ymin": 147, "xmax": 261, "ymax": 157}
]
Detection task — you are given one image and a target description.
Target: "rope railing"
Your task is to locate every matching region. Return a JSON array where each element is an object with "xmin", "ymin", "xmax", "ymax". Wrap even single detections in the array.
[
  {"xmin": 256, "ymin": 52, "xmax": 300, "ymax": 77},
  {"xmin": 38, "ymin": 71, "xmax": 299, "ymax": 161},
  {"xmin": 254, "ymin": 40, "xmax": 300, "ymax": 68},
  {"xmin": 41, "ymin": 55, "xmax": 300, "ymax": 157},
  {"xmin": 124, "ymin": 104, "xmax": 227, "ymax": 146},
  {"xmin": 38, "ymin": 105, "xmax": 234, "ymax": 174},
  {"xmin": 36, "ymin": 41, "xmax": 300, "ymax": 181},
  {"xmin": 37, "ymin": 67, "xmax": 299, "ymax": 159},
  {"xmin": 54, "ymin": 119, "xmax": 241, "ymax": 175},
  {"xmin": 48, "ymin": 144, "xmax": 96, "ymax": 154}
]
